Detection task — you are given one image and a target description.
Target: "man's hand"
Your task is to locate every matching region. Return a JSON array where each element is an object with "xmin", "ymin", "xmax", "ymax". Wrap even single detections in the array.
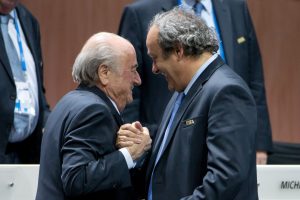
[
  {"xmin": 117, "ymin": 122, "xmax": 143, "ymax": 148},
  {"xmin": 256, "ymin": 151, "xmax": 268, "ymax": 165},
  {"xmin": 116, "ymin": 121, "xmax": 152, "ymax": 160}
]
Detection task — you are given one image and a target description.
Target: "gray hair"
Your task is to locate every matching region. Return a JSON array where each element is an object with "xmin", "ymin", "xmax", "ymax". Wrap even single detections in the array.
[
  {"xmin": 149, "ymin": 7, "xmax": 219, "ymax": 58},
  {"xmin": 72, "ymin": 33, "xmax": 121, "ymax": 86}
]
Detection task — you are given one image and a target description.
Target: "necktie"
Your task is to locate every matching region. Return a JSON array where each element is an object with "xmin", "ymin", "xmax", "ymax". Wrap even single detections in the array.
[
  {"xmin": 192, "ymin": 0, "xmax": 227, "ymax": 61},
  {"xmin": 148, "ymin": 92, "xmax": 185, "ymax": 200},
  {"xmin": 155, "ymin": 92, "xmax": 184, "ymax": 163},
  {"xmin": 1, "ymin": 14, "xmax": 34, "ymax": 142},
  {"xmin": 1, "ymin": 15, "xmax": 24, "ymax": 80},
  {"xmin": 193, "ymin": 1, "xmax": 204, "ymax": 16}
]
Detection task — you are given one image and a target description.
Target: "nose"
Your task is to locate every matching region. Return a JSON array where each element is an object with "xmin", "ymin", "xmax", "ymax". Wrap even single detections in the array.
[
  {"xmin": 133, "ymin": 71, "xmax": 141, "ymax": 86},
  {"xmin": 152, "ymin": 63, "xmax": 159, "ymax": 74}
]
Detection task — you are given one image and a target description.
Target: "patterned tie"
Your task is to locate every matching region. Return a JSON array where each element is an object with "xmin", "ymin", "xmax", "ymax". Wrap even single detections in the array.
[{"xmin": 148, "ymin": 92, "xmax": 185, "ymax": 200}]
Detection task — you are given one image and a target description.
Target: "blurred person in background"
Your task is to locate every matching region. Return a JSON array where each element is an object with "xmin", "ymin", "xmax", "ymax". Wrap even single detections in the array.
[{"xmin": 0, "ymin": 0, "xmax": 50, "ymax": 163}]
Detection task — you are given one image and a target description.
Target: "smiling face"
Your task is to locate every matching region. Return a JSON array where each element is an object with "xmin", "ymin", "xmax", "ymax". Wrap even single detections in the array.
[
  {"xmin": 107, "ymin": 46, "xmax": 141, "ymax": 111},
  {"xmin": 146, "ymin": 26, "xmax": 183, "ymax": 92}
]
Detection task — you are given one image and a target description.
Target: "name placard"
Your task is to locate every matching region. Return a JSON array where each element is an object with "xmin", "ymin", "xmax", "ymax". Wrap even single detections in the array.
[
  {"xmin": 257, "ymin": 165, "xmax": 300, "ymax": 200},
  {"xmin": 0, "ymin": 165, "xmax": 39, "ymax": 200}
]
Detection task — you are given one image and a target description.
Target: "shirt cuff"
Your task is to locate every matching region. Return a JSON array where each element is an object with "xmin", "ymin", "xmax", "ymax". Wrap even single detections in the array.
[{"xmin": 119, "ymin": 148, "xmax": 135, "ymax": 169}]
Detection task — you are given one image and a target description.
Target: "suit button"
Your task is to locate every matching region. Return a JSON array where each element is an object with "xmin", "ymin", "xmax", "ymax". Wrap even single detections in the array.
[
  {"xmin": 10, "ymin": 94, "xmax": 16, "ymax": 100},
  {"xmin": 113, "ymin": 183, "xmax": 118, "ymax": 189}
]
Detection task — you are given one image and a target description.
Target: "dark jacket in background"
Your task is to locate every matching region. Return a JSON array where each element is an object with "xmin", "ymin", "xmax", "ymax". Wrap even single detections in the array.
[{"xmin": 0, "ymin": 4, "xmax": 50, "ymax": 163}]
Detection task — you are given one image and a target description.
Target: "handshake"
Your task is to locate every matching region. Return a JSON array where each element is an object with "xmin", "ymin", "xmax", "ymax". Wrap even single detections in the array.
[{"xmin": 116, "ymin": 121, "xmax": 152, "ymax": 161}]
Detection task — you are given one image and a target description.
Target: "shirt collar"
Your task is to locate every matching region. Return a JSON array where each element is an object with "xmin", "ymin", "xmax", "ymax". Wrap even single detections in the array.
[
  {"xmin": 0, "ymin": 10, "xmax": 14, "ymax": 24},
  {"xmin": 184, "ymin": 53, "xmax": 218, "ymax": 95},
  {"xmin": 181, "ymin": 0, "xmax": 213, "ymax": 15},
  {"xmin": 108, "ymin": 97, "xmax": 120, "ymax": 114}
]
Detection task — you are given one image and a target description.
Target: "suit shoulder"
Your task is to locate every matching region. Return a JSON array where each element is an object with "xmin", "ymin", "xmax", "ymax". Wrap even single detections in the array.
[
  {"xmin": 209, "ymin": 65, "xmax": 251, "ymax": 93},
  {"xmin": 124, "ymin": 0, "xmax": 163, "ymax": 14},
  {"xmin": 17, "ymin": 4, "xmax": 39, "ymax": 24},
  {"xmin": 57, "ymin": 90, "xmax": 110, "ymax": 115}
]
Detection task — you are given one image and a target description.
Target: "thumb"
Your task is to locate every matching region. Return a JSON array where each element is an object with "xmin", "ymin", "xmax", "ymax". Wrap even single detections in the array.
[{"xmin": 132, "ymin": 121, "xmax": 143, "ymax": 132}]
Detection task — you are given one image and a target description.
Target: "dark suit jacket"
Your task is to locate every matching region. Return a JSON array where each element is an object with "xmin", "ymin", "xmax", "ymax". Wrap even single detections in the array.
[
  {"xmin": 0, "ymin": 4, "xmax": 49, "ymax": 163},
  {"xmin": 146, "ymin": 56, "xmax": 258, "ymax": 200},
  {"xmin": 35, "ymin": 85, "xmax": 137, "ymax": 200},
  {"xmin": 118, "ymin": 0, "xmax": 272, "ymax": 151}
]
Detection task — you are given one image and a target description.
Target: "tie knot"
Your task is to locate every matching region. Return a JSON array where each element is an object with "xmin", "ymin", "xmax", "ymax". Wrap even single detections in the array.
[{"xmin": 193, "ymin": 1, "xmax": 204, "ymax": 15}]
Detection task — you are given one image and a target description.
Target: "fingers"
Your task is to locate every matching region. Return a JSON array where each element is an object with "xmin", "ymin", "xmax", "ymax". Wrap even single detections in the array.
[
  {"xmin": 118, "ymin": 134, "xmax": 142, "ymax": 144},
  {"xmin": 120, "ymin": 123, "xmax": 142, "ymax": 135},
  {"xmin": 142, "ymin": 127, "xmax": 150, "ymax": 135},
  {"xmin": 144, "ymin": 140, "xmax": 152, "ymax": 151},
  {"xmin": 116, "ymin": 140, "xmax": 134, "ymax": 148},
  {"xmin": 117, "ymin": 122, "xmax": 152, "ymax": 154},
  {"xmin": 132, "ymin": 121, "xmax": 143, "ymax": 131},
  {"xmin": 117, "ymin": 123, "xmax": 143, "ymax": 148},
  {"xmin": 118, "ymin": 128, "xmax": 142, "ymax": 139}
]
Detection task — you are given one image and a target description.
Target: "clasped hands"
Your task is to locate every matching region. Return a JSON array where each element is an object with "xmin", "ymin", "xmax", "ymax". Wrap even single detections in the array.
[{"xmin": 116, "ymin": 121, "xmax": 152, "ymax": 161}]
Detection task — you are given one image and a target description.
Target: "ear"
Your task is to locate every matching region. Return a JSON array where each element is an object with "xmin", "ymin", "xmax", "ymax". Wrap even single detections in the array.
[
  {"xmin": 174, "ymin": 45, "xmax": 184, "ymax": 61},
  {"xmin": 98, "ymin": 64, "xmax": 109, "ymax": 86}
]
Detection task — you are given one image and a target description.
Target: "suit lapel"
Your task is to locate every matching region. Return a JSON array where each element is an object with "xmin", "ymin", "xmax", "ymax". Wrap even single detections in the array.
[
  {"xmin": 212, "ymin": 0, "xmax": 234, "ymax": 67},
  {"xmin": 147, "ymin": 56, "xmax": 225, "ymax": 179},
  {"xmin": 166, "ymin": 56, "xmax": 225, "ymax": 139},
  {"xmin": 77, "ymin": 85, "xmax": 124, "ymax": 126},
  {"xmin": 147, "ymin": 93, "xmax": 177, "ymax": 171},
  {"xmin": 0, "ymin": 5, "xmax": 41, "ymax": 88},
  {"xmin": 16, "ymin": 6, "xmax": 39, "ymax": 69},
  {"xmin": 0, "ymin": 18, "xmax": 15, "ymax": 83}
]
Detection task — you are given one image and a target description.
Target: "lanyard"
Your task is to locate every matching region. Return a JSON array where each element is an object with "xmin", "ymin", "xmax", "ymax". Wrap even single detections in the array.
[
  {"xmin": 13, "ymin": 10, "xmax": 27, "ymax": 73},
  {"xmin": 177, "ymin": 0, "xmax": 226, "ymax": 61},
  {"xmin": 211, "ymin": 6, "xmax": 226, "ymax": 62}
]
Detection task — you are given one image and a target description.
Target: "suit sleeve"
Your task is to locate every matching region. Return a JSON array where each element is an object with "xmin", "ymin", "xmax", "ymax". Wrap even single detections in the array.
[
  {"xmin": 182, "ymin": 84, "xmax": 257, "ymax": 199},
  {"xmin": 36, "ymin": 19, "xmax": 51, "ymax": 123},
  {"xmin": 28, "ymin": 10, "xmax": 51, "ymax": 124},
  {"xmin": 118, "ymin": 6, "xmax": 143, "ymax": 123},
  {"xmin": 244, "ymin": 1, "xmax": 273, "ymax": 152},
  {"xmin": 60, "ymin": 104, "xmax": 131, "ymax": 197}
]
